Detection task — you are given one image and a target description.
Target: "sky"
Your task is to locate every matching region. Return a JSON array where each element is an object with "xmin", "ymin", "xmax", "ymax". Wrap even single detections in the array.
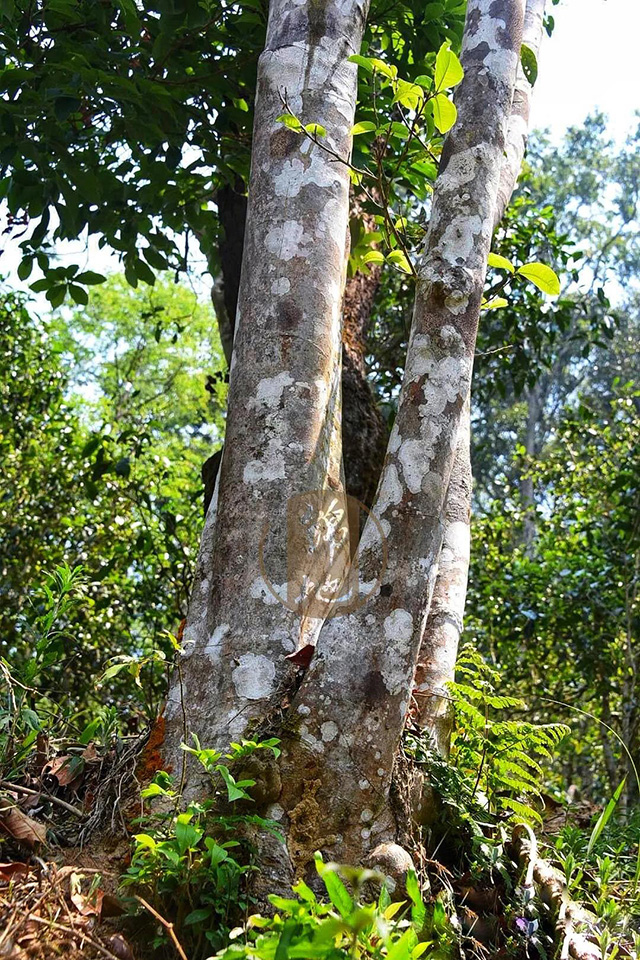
[
  {"xmin": 530, "ymin": 0, "xmax": 640, "ymax": 142},
  {"xmin": 2, "ymin": 0, "xmax": 639, "ymax": 298}
]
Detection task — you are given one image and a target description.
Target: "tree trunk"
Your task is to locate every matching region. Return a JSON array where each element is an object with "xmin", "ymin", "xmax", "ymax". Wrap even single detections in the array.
[
  {"xmin": 413, "ymin": 396, "xmax": 471, "ymax": 753},
  {"xmin": 414, "ymin": 0, "xmax": 546, "ymax": 755},
  {"xmin": 164, "ymin": 0, "xmax": 369, "ymax": 776},
  {"xmin": 168, "ymin": 0, "xmax": 525, "ymax": 884},
  {"xmin": 275, "ymin": 0, "xmax": 524, "ymax": 870}
]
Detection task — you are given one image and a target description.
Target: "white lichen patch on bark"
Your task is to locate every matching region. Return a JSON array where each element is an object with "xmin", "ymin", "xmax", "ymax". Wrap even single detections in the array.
[
  {"xmin": 232, "ymin": 654, "xmax": 277, "ymax": 700},
  {"xmin": 205, "ymin": 623, "xmax": 231, "ymax": 661},
  {"xmin": 247, "ymin": 372, "xmax": 294, "ymax": 410},
  {"xmin": 243, "ymin": 437, "xmax": 286, "ymax": 484}
]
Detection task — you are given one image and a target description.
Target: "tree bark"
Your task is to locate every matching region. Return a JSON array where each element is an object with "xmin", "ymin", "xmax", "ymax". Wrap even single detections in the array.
[
  {"xmin": 414, "ymin": 0, "xmax": 546, "ymax": 755},
  {"xmin": 275, "ymin": 0, "xmax": 524, "ymax": 869},
  {"xmin": 206, "ymin": 187, "xmax": 387, "ymax": 516},
  {"xmin": 164, "ymin": 0, "xmax": 369, "ymax": 776},
  {"xmin": 412, "ymin": 395, "xmax": 471, "ymax": 752}
]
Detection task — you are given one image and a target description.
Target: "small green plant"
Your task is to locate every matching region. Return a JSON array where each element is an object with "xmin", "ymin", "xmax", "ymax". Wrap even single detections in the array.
[
  {"xmin": 0, "ymin": 563, "xmax": 95, "ymax": 778},
  {"xmin": 548, "ymin": 809, "xmax": 640, "ymax": 953},
  {"xmin": 216, "ymin": 853, "xmax": 456, "ymax": 960},
  {"xmin": 122, "ymin": 736, "xmax": 283, "ymax": 956}
]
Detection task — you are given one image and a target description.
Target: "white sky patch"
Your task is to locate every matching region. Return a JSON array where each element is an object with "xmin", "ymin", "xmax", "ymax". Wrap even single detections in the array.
[{"xmin": 530, "ymin": 0, "xmax": 640, "ymax": 144}]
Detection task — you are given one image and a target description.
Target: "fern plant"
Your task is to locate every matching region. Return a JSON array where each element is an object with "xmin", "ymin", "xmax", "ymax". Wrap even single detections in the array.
[
  {"xmin": 448, "ymin": 645, "xmax": 569, "ymax": 824},
  {"xmin": 407, "ymin": 645, "xmax": 569, "ymax": 831}
]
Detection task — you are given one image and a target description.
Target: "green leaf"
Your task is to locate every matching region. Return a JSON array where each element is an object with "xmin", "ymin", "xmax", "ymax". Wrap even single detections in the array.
[
  {"xmin": 133, "ymin": 833, "xmax": 157, "ymax": 851},
  {"xmin": 362, "ymin": 250, "xmax": 385, "ymax": 265},
  {"xmin": 387, "ymin": 250, "xmax": 412, "ymax": 274},
  {"xmin": 143, "ymin": 247, "xmax": 169, "ymax": 271},
  {"xmin": 393, "ymin": 80, "xmax": 424, "ymax": 110},
  {"xmin": 432, "ymin": 94, "xmax": 457, "ymax": 134},
  {"xmin": 18, "ymin": 257, "xmax": 33, "ymax": 281},
  {"xmin": 46, "ymin": 285, "xmax": 66, "ymax": 308},
  {"xmin": 100, "ymin": 661, "xmax": 131, "ymax": 682},
  {"xmin": 369, "ymin": 58, "xmax": 397, "ymax": 79},
  {"xmin": 175, "ymin": 813, "xmax": 203, "ymax": 854},
  {"xmin": 68, "ymin": 284, "xmax": 88, "ymax": 305},
  {"xmin": 587, "ymin": 778, "xmax": 625, "ymax": 856},
  {"xmin": 387, "ymin": 927, "xmax": 418, "ymax": 960},
  {"xmin": 435, "ymin": 42, "xmax": 464, "ymax": 91},
  {"xmin": 134, "ymin": 258, "xmax": 156, "ymax": 286},
  {"xmin": 388, "ymin": 121, "xmax": 411, "ymax": 140},
  {"xmin": 75, "ymin": 271, "xmax": 107, "ymax": 285},
  {"xmin": 487, "ymin": 252, "xmax": 515, "ymax": 273},
  {"xmin": 351, "ymin": 121, "xmax": 376, "ymax": 136},
  {"xmin": 204, "ymin": 838, "xmax": 229, "ymax": 866},
  {"xmin": 520, "ymin": 43, "xmax": 538, "ymax": 86},
  {"xmin": 141, "ymin": 782, "xmax": 169, "ymax": 798},
  {"xmin": 276, "ymin": 113, "xmax": 303, "ymax": 133},
  {"xmin": 185, "ymin": 907, "xmax": 212, "ymax": 925},
  {"xmin": 116, "ymin": 0, "xmax": 138, "ymax": 33},
  {"xmin": 348, "ymin": 54, "xmax": 375, "ymax": 74},
  {"xmin": 517, "ymin": 261, "xmax": 561, "ymax": 295},
  {"xmin": 414, "ymin": 75, "xmax": 433, "ymax": 91},
  {"xmin": 292, "ymin": 879, "xmax": 317, "ymax": 903},
  {"xmin": 406, "ymin": 870, "xmax": 426, "ymax": 927},
  {"xmin": 305, "ymin": 122, "xmax": 326, "ymax": 137},
  {"xmin": 217, "ymin": 764, "xmax": 253, "ymax": 802},
  {"xmin": 79, "ymin": 717, "xmax": 101, "ymax": 744},
  {"xmin": 315, "ymin": 857, "xmax": 353, "ymax": 918}
]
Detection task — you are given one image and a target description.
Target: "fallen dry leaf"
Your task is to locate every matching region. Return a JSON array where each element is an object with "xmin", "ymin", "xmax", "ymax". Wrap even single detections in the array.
[
  {"xmin": 0, "ymin": 861, "xmax": 30, "ymax": 882},
  {"xmin": 42, "ymin": 755, "xmax": 84, "ymax": 788},
  {"xmin": 0, "ymin": 802, "xmax": 47, "ymax": 849}
]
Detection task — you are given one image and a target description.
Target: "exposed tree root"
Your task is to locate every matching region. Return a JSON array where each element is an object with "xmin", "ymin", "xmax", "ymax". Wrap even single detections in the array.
[{"xmin": 513, "ymin": 824, "xmax": 630, "ymax": 960}]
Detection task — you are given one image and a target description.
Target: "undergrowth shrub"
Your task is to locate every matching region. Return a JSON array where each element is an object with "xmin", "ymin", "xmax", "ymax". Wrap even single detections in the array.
[
  {"xmin": 216, "ymin": 854, "xmax": 457, "ymax": 960},
  {"xmin": 122, "ymin": 737, "xmax": 282, "ymax": 956}
]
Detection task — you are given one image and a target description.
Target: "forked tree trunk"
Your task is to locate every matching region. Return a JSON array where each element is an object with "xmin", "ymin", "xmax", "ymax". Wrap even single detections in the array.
[
  {"xmin": 414, "ymin": 0, "xmax": 546, "ymax": 753},
  {"xmin": 166, "ymin": 0, "xmax": 525, "ymax": 882},
  {"xmin": 207, "ymin": 188, "xmax": 387, "ymax": 516}
]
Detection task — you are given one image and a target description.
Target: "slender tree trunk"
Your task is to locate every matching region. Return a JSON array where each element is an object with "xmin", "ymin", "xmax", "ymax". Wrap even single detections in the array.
[
  {"xmin": 164, "ymin": 0, "xmax": 369, "ymax": 775},
  {"xmin": 414, "ymin": 0, "xmax": 546, "ymax": 754},
  {"xmin": 275, "ymin": 0, "xmax": 524, "ymax": 870},
  {"xmin": 413, "ymin": 396, "xmax": 471, "ymax": 752}
]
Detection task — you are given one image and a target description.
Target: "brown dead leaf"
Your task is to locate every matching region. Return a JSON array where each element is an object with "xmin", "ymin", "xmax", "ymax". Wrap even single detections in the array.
[
  {"xmin": 70, "ymin": 887, "xmax": 104, "ymax": 918},
  {"xmin": 0, "ymin": 802, "xmax": 47, "ymax": 849},
  {"xmin": 81, "ymin": 743, "xmax": 98, "ymax": 762},
  {"xmin": 42, "ymin": 755, "xmax": 84, "ymax": 788},
  {"xmin": 285, "ymin": 643, "xmax": 315, "ymax": 668},
  {"xmin": 0, "ymin": 861, "xmax": 30, "ymax": 882}
]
